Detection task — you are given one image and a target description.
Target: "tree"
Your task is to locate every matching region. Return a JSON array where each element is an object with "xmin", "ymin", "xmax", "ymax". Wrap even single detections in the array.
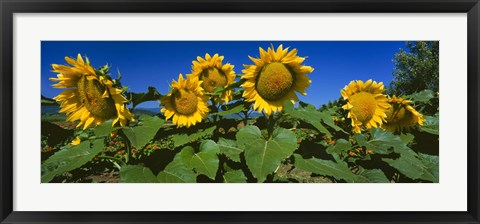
[{"xmin": 389, "ymin": 41, "xmax": 439, "ymax": 96}]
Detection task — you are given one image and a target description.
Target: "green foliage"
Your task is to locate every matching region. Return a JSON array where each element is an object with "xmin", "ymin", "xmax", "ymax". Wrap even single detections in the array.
[
  {"xmin": 223, "ymin": 170, "xmax": 247, "ymax": 183},
  {"xmin": 94, "ymin": 120, "xmax": 120, "ymax": 137},
  {"xmin": 284, "ymin": 101, "xmax": 345, "ymax": 137},
  {"xmin": 389, "ymin": 41, "xmax": 439, "ymax": 95},
  {"xmin": 122, "ymin": 116, "xmax": 165, "ymax": 149},
  {"xmin": 120, "ymin": 164, "xmax": 157, "ymax": 183},
  {"xmin": 126, "ymin": 86, "xmax": 162, "ymax": 109},
  {"xmin": 157, "ymin": 147, "xmax": 197, "ymax": 183},
  {"xmin": 217, "ymin": 138, "xmax": 243, "ymax": 162},
  {"xmin": 357, "ymin": 169, "xmax": 389, "ymax": 183},
  {"xmin": 383, "ymin": 155, "xmax": 438, "ymax": 182},
  {"xmin": 326, "ymin": 139, "xmax": 351, "ymax": 154},
  {"xmin": 419, "ymin": 115, "xmax": 439, "ymax": 135},
  {"xmin": 406, "ymin": 89, "xmax": 435, "ymax": 103},
  {"xmin": 186, "ymin": 140, "xmax": 220, "ymax": 180},
  {"xmin": 41, "ymin": 139, "xmax": 104, "ymax": 183},
  {"xmin": 294, "ymin": 154, "xmax": 359, "ymax": 182},
  {"xmin": 237, "ymin": 126, "xmax": 297, "ymax": 182},
  {"xmin": 172, "ymin": 126, "xmax": 216, "ymax": 148},
  {"xmin": 217, "ymin": 104, "xmax": 245, "ymax": 116},
  {"xmin": 355, "ymin": 128, "xmax": 406, "ymax": 154}
]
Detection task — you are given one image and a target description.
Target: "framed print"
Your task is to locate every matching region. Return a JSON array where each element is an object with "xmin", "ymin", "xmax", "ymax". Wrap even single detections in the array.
[{"xmin": 1, "ymin": 0, "xmax": 479, "ymax": 223}]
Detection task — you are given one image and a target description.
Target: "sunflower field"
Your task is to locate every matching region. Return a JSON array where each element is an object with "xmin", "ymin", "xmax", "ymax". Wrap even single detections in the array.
[{"xmin": 41, "ymin": 44, "xmax": 439, "ymax": 183}]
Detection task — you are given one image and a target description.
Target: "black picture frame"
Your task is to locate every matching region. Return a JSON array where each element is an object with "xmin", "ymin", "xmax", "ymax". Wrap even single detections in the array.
[{"xmin": 1, "ymin": 0, "xmax": 479, "ymax": 223}]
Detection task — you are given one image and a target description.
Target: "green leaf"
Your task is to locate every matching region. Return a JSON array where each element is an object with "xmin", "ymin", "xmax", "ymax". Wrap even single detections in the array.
[
  {"xmin": 383, "ymin": 156, "xmax": 434, "ymax": 182},
  {"xmin": 157, "ymin": 147, "xmax": 197, "ymax": 183},
  {"xmin": 218, "ymin": 104, "xmax": 245, "ymax": 116},
  {"xmin": 419, "ymin": 115, "xmax": 439, "ymax": 135},
  {"xmin": 418, "ymin": 153, "xmax": 439, "ymax": 182},
  {"xmin": 211, "ymin": 86, "xmax": 225, "ymax": 97},
  {"xmin": 126, "ymin": 86, "xmax": 162, "ymax": 109},
  {"xmin": 399, "ymin": 133, "xmax": 415, "ymax": 144},
  {"xmin": 382, "ymin": 147, "xmax": 438, "ymax": 183},
  {"xmin": 217, "ymin": 138, "xmax": 243, "ymax": 162},
  {"xmin": 189, "ymin": 140, "xmax": 220, "ymax": 180},
  {"xmin": 318, "ymin": 110, "xmax": 345, "ymax": 133},
  {"xmin": 406, "ymin": 89, "xmax": 435, "ymax": 103},
  {"xmin": 284, "ymin": 102, "xmax": 346, "ymax": 136},
  {"xmin": 122, "ymin": 116, "xmax": 164, "ymax": 149},
  {"xmin": 237, "ymin": 126, "xmax": 297, "ymax": 182},
  {"xmin": 94, "ymin": 120, "xmax": 121, "ymax": 137},
  {"xmin": 120, "ymin": 164, "xmax": 158, "ymax": 183},
  {"xmin": 172, "ymin": 126, "xmax": 216, "ymax": 148},
  {"xmin": 293, "ymin": 154, "xmax": 361, "ymax": 182},
  {"xmin": 355, "ymin": 128, "xmax": 407, "ymax": 154},
  {"xmin": 223, "ymin": 170, "xmax": 247, "ymax": 183},
  {"xmin": 41, "ymin": 139, "xmax": 104, "ymax": 183},
  {"xmin": 326, "ymin": 139, "xmax": 351, "ymax": 155},
  {"xmin": 357, "ymin": 169, "xmax": 389, "ymax": 183}
]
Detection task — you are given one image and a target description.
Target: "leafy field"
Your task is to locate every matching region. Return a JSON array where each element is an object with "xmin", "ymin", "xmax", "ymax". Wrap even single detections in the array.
[{"xmin": 41, "ymin": 42, "xmax": 439, "ymax": 183}]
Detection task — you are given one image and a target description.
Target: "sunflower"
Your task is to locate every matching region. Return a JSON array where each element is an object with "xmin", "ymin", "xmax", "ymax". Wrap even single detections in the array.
[
  {"xmin": 382, "ymin": 96, "xmax": 425, "ymax": 132},
  {"xmin": 188, "ymin": 53, "xmax": 235, "ymax": 103},
  {"xmin": 341, "ymin": 80, "xmax": 391, "ymax": 133},
  {"xmin": 71, "ymin": 137, "xmax": 81, "ymax": 146},
  {"xmin": 241, "ymin": 45, "xmax": 314, "ymax": 115},
  {"xmin": 50, "ymin": 54, "xmax": 134, "ymax": 130},
  {"xmin": 160, "ymin": 74, "xmax": 209, "ymax": 127}
]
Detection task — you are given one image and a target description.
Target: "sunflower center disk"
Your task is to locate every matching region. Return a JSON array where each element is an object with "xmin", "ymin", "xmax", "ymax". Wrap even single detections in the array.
[
  {"xmin": 200, "ymin": 68, "xmax": 227, "ymax": 93},
  {"xmin": 349, "ymin": 92, "xmax": 378, "ymax": 123},
  {"xmin": 255, "ymin": 62, "xmax": 294, "ymax": 101},
  {"xmin": 172, "ymin": 89, "xmax": 199, "ymax": 115},
  {"xmin": 77, "ymin": 75, "xmax": 117, "ymax": 120},
  {"xmin": 385, "ymin": 104, "xmax": 411, "ymax": 123}
]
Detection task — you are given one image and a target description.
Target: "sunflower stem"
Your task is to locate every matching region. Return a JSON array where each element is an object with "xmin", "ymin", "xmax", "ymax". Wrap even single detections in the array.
[
  {"xmin": 243, "ymin": 110, "xmax": 249, "ymax": 124},
  {"xmin": 118, "ymin": 130, "xmax": 131, "ymax": 164},
  {"xmin": 211, "ymin": 98, "xmax": 219, "ymax": 122},
  {"xmin": 267, "ymin": 113, "xmax": 275, "ymax": 139}
]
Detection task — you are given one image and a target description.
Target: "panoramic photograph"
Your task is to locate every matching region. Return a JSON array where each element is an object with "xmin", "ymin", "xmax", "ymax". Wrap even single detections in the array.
[{"xmin": 41, "ymin": 41, "xmax": 439, "ymax": 183}]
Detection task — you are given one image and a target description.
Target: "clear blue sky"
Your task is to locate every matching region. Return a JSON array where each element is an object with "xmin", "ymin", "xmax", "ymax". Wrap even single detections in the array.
[{"xmin": 41, "ymin": 41, "xmax": 408, "ymax": 108}]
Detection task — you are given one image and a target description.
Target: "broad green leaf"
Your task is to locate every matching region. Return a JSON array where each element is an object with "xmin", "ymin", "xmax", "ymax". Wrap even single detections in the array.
[
  {"xmin": 383, "ymin": 156, "xmax": 433, "ymax": 182},
  {"xmin": 189, "ymin": 140, "xmax": 220, "ymax": 180},
  {"xmin": 178, "ymin": 146, "xmax": 195, "ymax": 167},
  {"xmin": 400, "ymin": 133, "xmax": 415, "ymax": 144},
  {"xmin": 172, "ymin": 126, "xmax": 216, "ymax": 148},
  {"xmin": 120, "ymin": 164, "xmax": 158, "ymax": 183},
  {"xmin": 41, "ymin": 139, "xmax": 104, "ymax": 183},
  {"xmin": 218, "ymin": 138, "xmax": 243, "ymax": 162},
  {"xmin": 357, "ymin": 169, "xmax": 389, "ymax": 183},
  {"xmin": 122, "ymin": 116, "xmax": 164, "ymax": 149},
  {"xmin": 237, "ymin": 126, "xmax": 297, "ymax": 182},
  {"xmin": 157, "ymin": 147, "xmax": 196, "ymax": 183},
  {"xmin": 125, "ymin": 86, "xmax": 162, "ymax": 109},
  {"xmin": 284, "ymin": 102, "xmax": 346, "ymax": 136},
  {"xmin": 418, "ymin": 153, "xmax": 439, "ymax": 182},
  {"xmin": 326, "ymin": 139, "xmax": 351, "ymax": 155},
  {"xmin": 212, "ymin": 86, "xmax": 225, "ymax": 97},
  {"xmin": 223, "ymin": 170, "xmax": 247, "ymax": 183},
  {"xmin": 419, "ymin": 115, "xmax": 439, "ymax": 135},
  {"xmin": 94, "ymin": 120, "xmax": 121, "ymax": 137},
  {"xmin": 383, "ymin": 149, "xmax": 438, "ymax": 182},
  {"xmin": 218, "ymin": 104, "xmax": 245, "ymax": 116},
  {"xmin": 284, "ymin": 102, "xmax": 330, "ymax": 136},
  {"xmin": 318, "ymin": 110, "xmax": 345, "ymax": 133},
  {"xmin": 293, "ymin": 154, "xmax": 362, "ymax": 182},
  {"xmin": 355, "ymin": 128, "xmax": 407, "ymax": 154},
  {"xmin": 406, "ymin": 89, "xmax": 435, "ymax": 103}
]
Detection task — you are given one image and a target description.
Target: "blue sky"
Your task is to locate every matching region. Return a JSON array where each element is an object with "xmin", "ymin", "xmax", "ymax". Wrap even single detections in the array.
[{"xmin": 41, "ymin": 41, "xmax": 407, "ymax": 108}]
